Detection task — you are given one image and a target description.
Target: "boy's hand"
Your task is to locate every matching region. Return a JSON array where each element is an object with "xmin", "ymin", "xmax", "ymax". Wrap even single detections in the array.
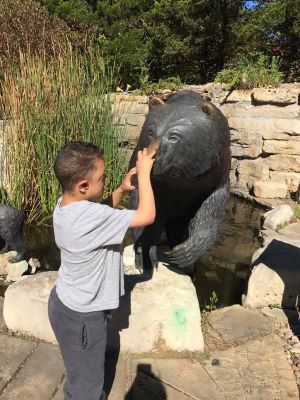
[
  {"xmin": 136, "ymin": 148, "xmax": 156, "ymax": 177},
  {"xmin": 120, "ymin": 167, "xmax": 137, "ymax": 192}
]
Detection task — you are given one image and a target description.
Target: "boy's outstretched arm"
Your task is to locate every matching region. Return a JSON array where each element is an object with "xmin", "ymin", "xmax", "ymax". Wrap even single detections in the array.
[{"xmin": 129, "ymin": 148, "xmax": 156, "ymax": 228}]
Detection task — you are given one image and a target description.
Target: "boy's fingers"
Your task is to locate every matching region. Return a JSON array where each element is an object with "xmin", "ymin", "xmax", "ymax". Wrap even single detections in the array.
[
  {"xmin": 148, "ymin": 150, "xmax": 156, "ymax": 159},
  {"xmin": 129, "ymin": 167, "xmax": 137, "ymax": 175}
]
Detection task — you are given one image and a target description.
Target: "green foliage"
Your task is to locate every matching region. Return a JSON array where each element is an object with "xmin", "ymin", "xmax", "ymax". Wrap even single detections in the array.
[
  {"xmin": 0, "ymin": 47, "xmax": 127, "ymax": 223},
  {"xmin": 136, "ymin": 76, "xmax": 182, "ymax": 95},
  {"xmin": 268, "ymin": 303, "xmax": 282, "ymax": 310},
  {"xmin": 37, "ymin": 0, "xmax": 299, "ymax": 85},
  {"xmin": 294, "ymin": 205, "xmax": 300, "ymax": 220},
  {"xmin": 232, "ymin": 0, "xmax": 300, "ymax": 82},
  {"xmin": 215, "ymin": 52, "xmax": 284, "ymax": 89},
  {"xmin": 203, "ymin": 291, "xmax": 218, "ymax": 314}
]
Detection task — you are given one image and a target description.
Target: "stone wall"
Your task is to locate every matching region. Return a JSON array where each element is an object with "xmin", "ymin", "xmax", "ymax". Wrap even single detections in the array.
[{"xmin": 113, "ymin": 83, "xmax": 300, "ymax": 200}]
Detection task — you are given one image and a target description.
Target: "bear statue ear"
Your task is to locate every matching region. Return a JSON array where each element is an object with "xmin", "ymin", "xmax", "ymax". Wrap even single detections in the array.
[
  {"xmin": 200, "ymin": 100, "xmax": 214, "ymax": 119},
  {"xmin": 149, "ymin": 96, "xmax": 165, "ymax": 110}
]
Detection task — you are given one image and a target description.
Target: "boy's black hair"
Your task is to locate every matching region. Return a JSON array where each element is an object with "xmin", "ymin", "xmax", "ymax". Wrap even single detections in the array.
[{"xmin": 54, "ymin": 141, "xmax": 104, "ymax": 192}]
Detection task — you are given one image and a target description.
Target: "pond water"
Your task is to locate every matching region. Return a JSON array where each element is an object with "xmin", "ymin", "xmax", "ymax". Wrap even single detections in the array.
[
  {"xmin": 194, "ymin": 196, "xmax": 264, "ymax": 309},
  {"xmin": 0, "ymin": 196, "xmax": 264, "ymax": 307}
]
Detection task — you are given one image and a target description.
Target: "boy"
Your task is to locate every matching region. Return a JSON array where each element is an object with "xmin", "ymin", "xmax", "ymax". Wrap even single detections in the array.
[{"xmin": 48, "ymin": 140, "xmax": 156, "ymax": 400}]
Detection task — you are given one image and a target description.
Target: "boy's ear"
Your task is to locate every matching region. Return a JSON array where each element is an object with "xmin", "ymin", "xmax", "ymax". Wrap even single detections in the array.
[{"xmin": 78, "ymin": 180, "xmax": 89, "ymax": 194}]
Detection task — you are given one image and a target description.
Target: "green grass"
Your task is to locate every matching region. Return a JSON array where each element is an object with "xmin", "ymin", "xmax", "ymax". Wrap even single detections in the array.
[
  {"xmin": 294, "ymin": 205, "xmax": 300, "ymax": 220},
  {"xmin": 0, "ymin": 45, "xmax": 128, "ymax": 223}
]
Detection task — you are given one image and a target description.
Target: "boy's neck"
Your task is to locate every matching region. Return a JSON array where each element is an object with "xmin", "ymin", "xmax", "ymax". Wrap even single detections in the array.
[{"xmin": 60, "ymin": 191, "xmax": 86, "ymax": 207}]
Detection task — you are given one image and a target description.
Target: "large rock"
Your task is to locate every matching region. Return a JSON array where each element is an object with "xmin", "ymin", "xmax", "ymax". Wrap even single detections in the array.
[
  {"xmin": 183, "ymin": 82, "xmax": 231, "ymax": 104},
  {"xmin": 262, "ymin": 205, "xmax": 294, "ymax": 230},
  {"xmin": 221, "ymin": 102, "xmax": 300, "ymax": 119},
  {"xmin": 228, "ymin": 117, "xmax": 300, "ymax": 136},
  {"xmin": 231, "ymin": 130, "xmax": 262, "ymax": 158},
  {"xmin": 3, "ymin": 260, "xmax": 203, "ymax": 352},
  {"xmin": 263, "ymin": 138, "xmax": 300, "ymax": 155},
  {"xmin": 225, "ymin": 89, "xmax": 253, "ymax": 103},
  {"xmin": 108, "ymin": 254, "xmax": 203, "ymax": 352},
  {"xmin": 237, "ymin": 159, "xmax": 269, "ymax": 189},
  {"xmin": 267, "ymin": 154, "xmax": 300, "ymax": 172},
  {"xmin": 243, "ymin": 231, "xmax": 300, "ymax": 309},
  {"xmin": 3, "ymin": 271, "xmax": 57, "ymax": 342},
  {"xmin": 0, "ymin": 251, "xmax": 17, "ymax": 275},
  {"xmin": 253, "ymin": 181, "xmax": 287, "ymax": 198},
  {"xmin": 5, "ymin": 260, "xmax": 29, "ymax": 282},
  {"xmin": 270, "ymin": 171, "xmax": 300, "ymax": 192},
  {"xmin": 252, "ymin": 85, "xmax": 300, "ymax": 105}
]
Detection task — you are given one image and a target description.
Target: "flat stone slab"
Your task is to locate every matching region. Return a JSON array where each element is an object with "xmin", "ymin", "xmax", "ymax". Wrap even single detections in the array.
[
  {"xmin": 279, "ymin": 222, "xmax": 300, "ymax": 239},
  {"xmin": 130, "ymin": 358, "xmax": 224, "ymax": 400},
  {"xmin": 0, "ymin": 334, "xmax": 36, "ymax": 393},
  {"xmin": 261, "ymin": 306, "xmax": 300, "ymax": 325},
  {"xmin": 207, "ymin": 305, "xmax": 273, "ymax": 343},
  {"xmin": 0, "ymin": 342, "xmax": 64, "ymax": 400},
  {"xmin": 203, "ymin": 334, "xmax": 299, "ymax": 399}
]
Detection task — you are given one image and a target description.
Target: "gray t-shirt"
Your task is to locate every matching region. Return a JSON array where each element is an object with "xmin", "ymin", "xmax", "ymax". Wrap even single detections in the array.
[{"xmin": 53, "ymin": 198, "xmax": 135, "ymax": 312}]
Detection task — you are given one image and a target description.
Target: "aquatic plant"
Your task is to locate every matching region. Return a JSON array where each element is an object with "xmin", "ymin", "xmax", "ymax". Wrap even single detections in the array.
[{"xmin": 0, "ymin": 45, "xmax": 128, "ymax": 223}]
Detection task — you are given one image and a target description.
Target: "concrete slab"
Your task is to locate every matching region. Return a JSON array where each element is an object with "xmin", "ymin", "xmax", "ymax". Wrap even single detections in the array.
[
  {"xmin": 203, "ymin": 334, "xmax": 299, "ymax": 400},
  {"xmin": 130, "ymin": 358, "xmax": 224, "ymax": 400},
  {"xmin": 0, "ymin": 296, "xmax": 5, "ymax": 330},
  {"xmin": 207, "ymin": 305, "xmax": 273, "ymax": 343},
  {"xmin": 279, "ymin": 222, "xmax": 300, "ymax": 239},
  {"xmin": 0, "ymin": 334, "xmax": 36, "ymax": 393},
  {"xmin": 0, "ymin": 343, "xmax": 65, "ymax": 400}
]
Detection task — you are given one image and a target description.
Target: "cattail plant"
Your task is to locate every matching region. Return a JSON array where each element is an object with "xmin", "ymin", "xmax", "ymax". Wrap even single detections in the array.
[{"xmin": 0, "ymin": 45, "xmax": 128, "ymax": 223}]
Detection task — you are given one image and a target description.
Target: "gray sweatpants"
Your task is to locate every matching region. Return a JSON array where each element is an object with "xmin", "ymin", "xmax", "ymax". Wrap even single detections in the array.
[{"xmin": 48, "ymin": 286, "xmax": 107, "ymax": 400}]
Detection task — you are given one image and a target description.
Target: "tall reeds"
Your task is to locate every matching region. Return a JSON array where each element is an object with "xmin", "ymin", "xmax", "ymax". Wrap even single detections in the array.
[{"xmin": 0, "ymin": 45, "xmax": 127, "ymax": 223}]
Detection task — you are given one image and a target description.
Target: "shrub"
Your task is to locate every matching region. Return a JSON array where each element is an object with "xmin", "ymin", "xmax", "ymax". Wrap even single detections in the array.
[
  {"xmin": 0, "ymin": 46, "xmax": 127, "ymax": 223},
  {"xmin": 214, "ymin": 52, "xmax": 284, "ymax": 89},
  {"xmin": 136, "ymin": 76, "xmax": 182, "ymax": 95}
]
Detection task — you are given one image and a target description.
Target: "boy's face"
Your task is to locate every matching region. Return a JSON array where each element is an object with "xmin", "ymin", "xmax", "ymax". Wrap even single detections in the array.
[{"xmin": 85, "ymin": 158, "xmax": 106, "ymax": 202}]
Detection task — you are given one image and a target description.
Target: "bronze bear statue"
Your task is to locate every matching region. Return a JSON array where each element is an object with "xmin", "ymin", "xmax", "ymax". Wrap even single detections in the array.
[{"xmin": 129, "ymin": 90, "xmax": 231, "ymax": 270}]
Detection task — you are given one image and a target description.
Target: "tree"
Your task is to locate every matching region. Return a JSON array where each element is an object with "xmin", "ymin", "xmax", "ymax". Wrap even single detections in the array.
[{"xmin": 231, "ymin": 0, "xmax": 300, "ymax": 81}]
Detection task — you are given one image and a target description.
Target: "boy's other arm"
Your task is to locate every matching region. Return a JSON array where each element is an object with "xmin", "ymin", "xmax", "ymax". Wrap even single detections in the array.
[
  {"xmin": 129, "ymin": 149, "xmax": 156, "ymax": 228},
  {"xmin": 101, "ymin": 186, "xmax": 124, "ymax": 208},
  {"xmin": 101, "ymin": 168, "xmax": 136, "ymax": 208}
]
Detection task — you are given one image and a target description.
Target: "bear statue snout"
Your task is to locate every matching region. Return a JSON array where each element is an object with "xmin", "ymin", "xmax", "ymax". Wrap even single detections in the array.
[{"xmin": 146, "ymin": 138, "xmax": 160, "ymax": 156}]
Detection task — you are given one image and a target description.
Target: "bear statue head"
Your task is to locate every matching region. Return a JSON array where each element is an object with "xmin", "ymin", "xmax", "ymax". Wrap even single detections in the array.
[{"xmin": 141, "ymin": 90, "xmax": 229, "ymax": 182}]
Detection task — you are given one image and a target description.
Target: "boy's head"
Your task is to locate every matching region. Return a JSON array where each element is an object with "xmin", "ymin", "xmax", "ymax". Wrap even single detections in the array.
[{"xmin": 54, "ymin": 141, "xmax": 106, "ymax": 200}]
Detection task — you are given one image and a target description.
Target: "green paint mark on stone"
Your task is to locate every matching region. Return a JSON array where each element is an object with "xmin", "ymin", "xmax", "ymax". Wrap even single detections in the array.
[{"xmin": 172, "ymin": 308, "xmax": 187, "ymax": 328}]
